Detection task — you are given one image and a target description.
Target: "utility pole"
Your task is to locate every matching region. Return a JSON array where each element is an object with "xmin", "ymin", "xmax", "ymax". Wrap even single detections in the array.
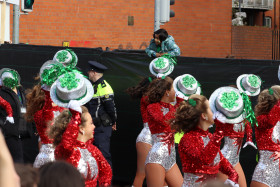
[
  {"xmin": 239, "ymin": 0, "xmax": 241, "ymax": 12},
  {"xmin": 12, "ymin": 3, "xmax": 19, "ymax": 44},
  {"xmin": 154, "ymin": 0, "xmax": 160, "ymax": 31}
]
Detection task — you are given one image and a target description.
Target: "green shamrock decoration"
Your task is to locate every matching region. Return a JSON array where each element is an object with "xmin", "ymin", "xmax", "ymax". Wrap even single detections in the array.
[
  {"xmin": 182, "ymin": 76, "xmax": 196, "ymax": 88},
  {"xmin": 59, "ymin": 73, "xmax": 80, "ymax": 90},
  {"xmin": 56, "ymin": 51, "xmax": 69, "ymax": 62},
  {"xmin": 220, "ymin": 91, "xmax": 239, "ymax": 110}
]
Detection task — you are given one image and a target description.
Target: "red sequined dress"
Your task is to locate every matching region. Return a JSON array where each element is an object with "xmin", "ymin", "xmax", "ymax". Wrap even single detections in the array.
[
  {"xmin": 55, "ymin": 109, "xmax": 112, "ymax": 187},
  {"xmin": 145, "ymin": 97, "xmax": 183, "ymax": 171},
  {"xmin": 215, "ymin": 119, "xmax": 253, "ymax": 167},
  {"xmin": 179, "ymin": 127, "xmax": 238, "ymax": 186},
  {"xmin": 252, "ymin": 100, "xmax": 280, "ymax": 186},
  {"xmin": 33, "ymin": 90, "xmax": 64, "ymax": 168},
  {"xmin": 136, "ymin": 96, "xmax": 153, "ymax": 145}
]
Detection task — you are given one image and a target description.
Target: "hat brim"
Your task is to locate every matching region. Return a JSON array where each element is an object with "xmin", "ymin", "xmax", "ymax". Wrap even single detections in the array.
[
  {"xmin": 0, "ymin": 68, "xmax": 21, "ymax": 85},
  {"xmin": 209, "ymin": 87, "xmax": 245, "ymax": 124},
  {"xmin": 236, "ymin": 74, "xmax": 260, "ymax": 96},
  {"xmin": 50, "ymin": 77, "xmax": 94, "ymax": 108},
  {"xmin": 149, "ymin": 58, "xmax": 174, "ymax": 76},
  {"xmin": 173, "ymin": 75, "xmax": 201, "ymax": 100}
]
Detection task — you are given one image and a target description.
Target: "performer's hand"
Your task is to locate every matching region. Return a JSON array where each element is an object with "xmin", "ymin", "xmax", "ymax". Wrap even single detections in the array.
[
  {"xmin": 243, "ymin": 141, "xmax": 257, "ymax": 149},
  {"xmin": 224, "ymin": 179, "xmax": 239, "ymax": 187},
  {"xmin": 6, "ymin": 116, "xmax": 14, "ymax": 124},
  {"xmin": 68, "ymin": 100, "xmax": 82, "ymax": 113},
  {"xmin": 156, "ymin": 53, "xmax": 161, "ymax": 57},
  {"xmin": 213, "ymin": 111, "xmax": 227, "ymax": 123},
  {"xmin": 112, "ymin": 123, "xmax": 117, "ymax": 131},
  {"xmin": 156, "ymin": 73, "xmax": 164, "ymax": 78}
]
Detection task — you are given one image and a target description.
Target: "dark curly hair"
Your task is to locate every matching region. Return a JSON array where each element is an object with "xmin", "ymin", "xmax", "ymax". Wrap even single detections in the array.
[
  {"xmin": 25, "ymin": 76, "xmax": 45, "ymax": 122},
  {"xmin": 49, "ymin": 106, "xmax": 89, "ymax": 146},
  {"xmin": 171, "ymin": 94, "xmax": 208, "ymax": 133},
  {"xmin": 145, "ymin": 76, "xmax": 173, "ymax": 104},
  {"xmin": 126, "ymin": 75, "xmax": 156, "ymax": 99},
  {"xmin": 255, "ymin": 85, "xmax": 280, "ymax": 116}
]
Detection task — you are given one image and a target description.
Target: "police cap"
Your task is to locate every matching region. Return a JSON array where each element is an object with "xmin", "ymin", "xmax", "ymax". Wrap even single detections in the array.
[{"xmin": 88, "ymin": 61, "xmax": 108, "ymax": 73}]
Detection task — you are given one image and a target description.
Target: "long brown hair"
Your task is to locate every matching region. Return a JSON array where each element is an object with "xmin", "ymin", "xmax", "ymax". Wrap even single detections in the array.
[
  {"xmin": 126, "ymin": 75, "xmax": 156, "ymax": 99},
  {"xmin": 49, "ymin": 106, "xmax": 89, "ymax": 146},
  {"xmin": 25, "ymin": 77, "xmax": 45, "ymax": 122},
  {"xmin": 172, "ymin": 94, "xmax": 208, "ymax": 133},
  {"xmin": 145, "ymin": 76, "xmax": 173, "ymax": 104},
  {"xmin": 255, "ymin": 85, "xmax": 280, "ymax": 116}
]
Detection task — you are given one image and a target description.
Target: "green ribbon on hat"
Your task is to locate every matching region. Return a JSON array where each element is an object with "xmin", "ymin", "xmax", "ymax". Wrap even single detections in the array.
[
  {"xmin": 41, "ymin": 63, "xmax": 66, "ymax": 86},
  {"xmin": 161, "ymin": 54, "xmax": 177, "ymax": 65},
  {"xmin": 241, "ymin": 92, "xmax": 258, "ymax": 127},
  {"xmin": 2, "ymin": 70, "xmax": 19, "ymax": 89},
  {"xmin": 220, "ymin": 91, "xmax": 239, "ymax": 110},
  {"xmin": 59, "ymin": 72, "xmax": 80, "ymax": 90},
  {"xmin": 182, "ymin": 75, "xmax": 196, "ymax": 88},
  {"xmin": 248, "ymin": 75, "xmax": 261, "ymax": 88}
]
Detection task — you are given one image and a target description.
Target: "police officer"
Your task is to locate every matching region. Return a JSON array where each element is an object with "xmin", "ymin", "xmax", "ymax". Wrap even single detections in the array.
[{"xmin": 86, "ymin": 61, "xmax": 117, "ymax": 167}]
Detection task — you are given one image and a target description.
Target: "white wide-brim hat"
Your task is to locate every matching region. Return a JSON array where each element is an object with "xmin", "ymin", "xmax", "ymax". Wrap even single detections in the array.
[
  {"xmin": 236, "ymin": 74, "xmax": 261, "ymax": 96},
  {"xmin": 173, "ymin": 74, "xmax": 201, "ymax": 100},
  {"xmin": 50, "ymin": 72, "xmax": 93, "ymax": 108},
  {"xmin": 53, "ymin": 49, "xmax": 78, "ymax": 68},
  {"xmin": 149, "ymin": 57, "xmax": 174, "ymax": 77},
  {"xmin": 0, "ymin": 68, "xmax": 21, "ymax": 86},
  {"xmin": 209, "ymin": 86, "xmax": 245, "ymax": 124}
]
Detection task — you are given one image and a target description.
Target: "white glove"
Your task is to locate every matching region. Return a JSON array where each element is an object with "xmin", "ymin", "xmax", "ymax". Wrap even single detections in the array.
[
  {"xmin": 175, "ymin": 92, "xmax": 187, "ymax": 100},
  {"xmin": 6, "ymin": 116, "xmax": 14, "ymax": 124},
  {"xmin": 243, "ymin": 141, "xmax": 257, "ymax": 149},
  {"xmin": 213, "ymin": 111, "xmax": 227, "ymax": 123},
  {"xmin": 67, "ymin": 100, "xmax": 82, "ymax": 113},
  {"xmin": 224, "ymin": 179, "xmax": 239, "ymax": 187},
  {"xmin": 156, "ymin": 73, "xmax": 164, "ymax": 78}
]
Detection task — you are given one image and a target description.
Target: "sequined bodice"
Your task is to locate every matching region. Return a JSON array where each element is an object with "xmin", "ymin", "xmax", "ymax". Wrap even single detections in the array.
[
  {"xmin": 77, "ymin": 148, "xmax": 98, "ymax": 180},
  {"xmin": 201, "ymin": 136, "xmax": 220, "ymax": 166},
  {"xmin": 272, "ymin": 122, "xmax": 280, "ymax": 144}
]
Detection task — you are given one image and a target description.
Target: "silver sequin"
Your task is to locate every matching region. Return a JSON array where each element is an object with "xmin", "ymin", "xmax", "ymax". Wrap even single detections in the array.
[
  {"xmin": 161, "ymin": 107, "xmax": 169, "ymax": 116},
  {"xmin": 221, "ymin": 137, "xmax": 241, "ymax": 167},
  {"xmin": 77, "ymin": 148, "xmax": 98, "ymax": 180},
  {"xmin": 33, "ymin": 144, "xmax": 55, "ymax": 168},
  {"xmin": 182, "ymin": 173, "xmax": 215, "ymax": 187},
  {"xmin": 136, "ymin": 123, "xmax": 153, "ymax": 145},
  {"xmin": 252, "ymin": 150, "xmax": 280, "ymax": 187},
  {"xmin": 233, "ymin": 122, "xmax": 245, "ymax": 133},
  {"xmin": 145, "ymin": 133, "xmax": 176, "ymax": 171},
  {"xmin": 201, "ymin": 136, "xmax": 221, "ymax": 166},
  {"xmin": 272, "ymin": 122, "xmax": 280, "ymax": 144}
]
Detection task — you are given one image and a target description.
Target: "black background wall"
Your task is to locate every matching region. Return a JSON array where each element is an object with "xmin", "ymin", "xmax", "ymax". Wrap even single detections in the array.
[{"xmin": 1, "ymin": 44, "xmax": 280, "ymax": 185}]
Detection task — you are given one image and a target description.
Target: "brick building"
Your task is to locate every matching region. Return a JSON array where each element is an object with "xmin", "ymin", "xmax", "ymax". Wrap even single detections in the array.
[{"xmin": 8, "ymin": 0, "xmax": 280, "ymax": 60}]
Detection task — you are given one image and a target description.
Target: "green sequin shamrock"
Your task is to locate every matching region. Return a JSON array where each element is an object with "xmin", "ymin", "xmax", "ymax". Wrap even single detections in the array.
[
  {"xmin": 220, "ymin": 91, "xmax": 239, "ymax": 110},
  {"xmin": 248, "ymin": 75, "xmax": 260, "ymax": 88},
  {"xmin": 154, "ymin": 57, "xmax": 166, "ymax": 69},
  {"xmin": 56, "ymin": 51, "xmax": 69, "ymax": 62},
  {"xmin": 59, "ymin": 73, "xmax": 80, "ymax": 90},
  {"xmin": 182, "ymin": 76, "xmax": 196, "ymax": 88}
]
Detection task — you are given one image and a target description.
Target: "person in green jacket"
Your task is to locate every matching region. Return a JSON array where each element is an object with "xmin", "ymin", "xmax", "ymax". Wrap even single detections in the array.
[{"xmin": 145, "ymin": 29, "xmax": 180, "ymax": 58}]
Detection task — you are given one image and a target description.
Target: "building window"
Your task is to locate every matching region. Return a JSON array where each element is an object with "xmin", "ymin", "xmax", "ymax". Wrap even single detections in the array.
[{"xmin": 264, "ymin": 16, "xmax": 272, "ymax": 28}]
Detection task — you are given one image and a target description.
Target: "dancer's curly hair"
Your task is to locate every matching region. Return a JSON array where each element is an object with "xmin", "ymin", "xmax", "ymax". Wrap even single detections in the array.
[
  {"xmin": 49, "ymin": 106, "xmax": 89, "ymax": 146},
  {"xmin": 126, "ymin": 75, "xmax": 156, "ymax": 99},
  {"xmin": 255, "ymin": 85, "xmax": 280, "ymax": 116},
  {"xmin": 25, "ymin": 76, "xmax": 45, "ymax": 122},
  {"xmin": 145, "ymin": 76, "xmax": 173, "ymax": 104},
  {"xmin": 171, "ymin": 94, "xmax": 208, "ymax": 133}
]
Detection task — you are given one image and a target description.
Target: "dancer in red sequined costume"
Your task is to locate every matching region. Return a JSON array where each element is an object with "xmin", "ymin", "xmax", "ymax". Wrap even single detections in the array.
[
  {"xmin": 0, "ymin": 96, "xmax": 14, "ymax": 124},
  {"xmin": 172, "ymin": 94, "xmax": 239, "ymax": 187},
  {"xmin": 49, "ymin": 72, "xmax": 112, "ymax": 187},
  {"xmin": 144, "ymin": 76, "xmax": 184, "ymax": 187},
  {"xmin": 251, "ymin": 86, "xmax": 280, "ymax": 187},
  {"xmin": 50, "ymin": 105, "xmax": 112, "ymax": 187},
  {"xmin": 126, "ymin": 76, "xmax": 156, "ymax": 187}
]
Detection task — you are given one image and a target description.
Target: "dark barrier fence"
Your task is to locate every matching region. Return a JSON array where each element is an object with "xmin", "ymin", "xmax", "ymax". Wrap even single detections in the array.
[{"xmin": 1, "ymin": 44, "xmax": 280, "ymax": 185}]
